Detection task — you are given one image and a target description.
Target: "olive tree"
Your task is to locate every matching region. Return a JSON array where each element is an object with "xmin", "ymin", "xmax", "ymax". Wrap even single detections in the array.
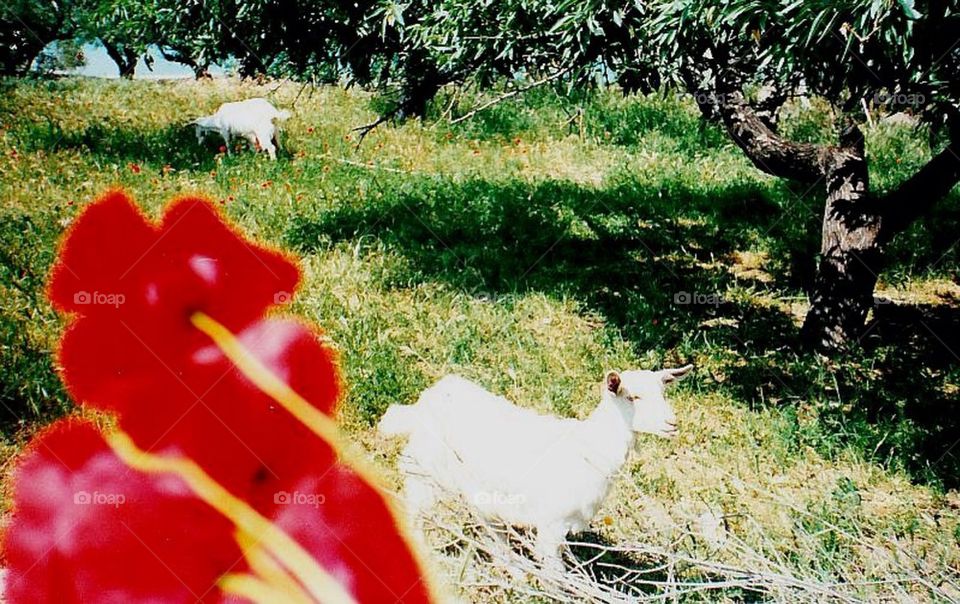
[
  {"xmin": 645, "ymin": 0, "xmax": 959, "ymax": 351},
  {"xmin": 150, "ymin": 0, "xmax": 229, "ymax": 79},
  {"xmin": 0, "ymin": 0, "xmax": 75, "ymax": 75},
  {"xmin": 73, "ymin": 0, "xmax": 155, "ymax": 78},
  {"xmin": 408, "ymin": 0, "xmax": 960, "ymax": 352}
]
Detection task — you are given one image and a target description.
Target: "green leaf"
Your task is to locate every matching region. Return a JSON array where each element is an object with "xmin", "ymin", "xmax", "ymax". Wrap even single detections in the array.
[{"xmin": 897, "ymin": 0, "xmax": 922, "ymax": 19}]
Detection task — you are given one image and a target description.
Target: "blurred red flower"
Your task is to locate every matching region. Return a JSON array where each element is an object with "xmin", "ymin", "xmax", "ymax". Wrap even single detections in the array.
[
  {"xmin": 5, "ymin": 420, "xmax": 241, "ymax": 603},
  {"xmin": 48, "ymin": 192, "xmax": 334, "ymax": 491},
  {"xmin": 6, "ymin": 190, "xmax": 435, "ymax": 603}
]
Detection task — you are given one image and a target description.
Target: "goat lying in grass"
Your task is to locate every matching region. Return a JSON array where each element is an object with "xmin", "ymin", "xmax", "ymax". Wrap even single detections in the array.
[
  {"xmin": 192, "ymin": 98, "xmax": 290, "ymax": 160},
  {"xmin": 379, "ymin": 365, "xmax": 693, "ymax": 569}
]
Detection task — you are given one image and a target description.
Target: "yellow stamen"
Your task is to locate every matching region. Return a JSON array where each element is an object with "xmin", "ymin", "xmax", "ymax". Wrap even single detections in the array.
[
  {"xmin": 190, "ymin": 312, "xmax": 343, "ymax": 449},
  {"xmin": 219, "ymin": 572, "xmax": 300, "ymax": 604},
  {"xmin": 107, "ymin": 430, "xmax": 356, "ymax": 604},
  {"xmin": 236, "ymin": 530, "xmax": 314, "ymax": 604},
  {"xmin": 190, "ymin": 311, "xmax": 437, "ymax": 600}
]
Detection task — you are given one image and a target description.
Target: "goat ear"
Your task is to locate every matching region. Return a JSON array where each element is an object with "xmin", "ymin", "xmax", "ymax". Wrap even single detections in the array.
[
  {"xmin": 605, "ymin": 371, "xmax": 622, "ymax": 394},
  {"xmin": 660, "ymin": 364, "xmax": 693, "ymax": 384}
]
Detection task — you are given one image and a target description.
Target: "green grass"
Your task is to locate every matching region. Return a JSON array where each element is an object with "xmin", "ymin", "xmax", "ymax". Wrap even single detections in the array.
[{"xmin": 1, "ymin": 76, "xmax": 959, "ymax": 601}]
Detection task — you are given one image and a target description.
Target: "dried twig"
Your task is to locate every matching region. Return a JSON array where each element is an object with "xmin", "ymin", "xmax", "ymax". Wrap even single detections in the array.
[
  {"xmin": 449, "ymin": 68, "xmax": 573, "ymax": 125},
  {"xmin": 408, "ymin": 483, "xmax": 958, "ymax": 603},
  {"xmin": 351, "ymin": 111, "xmax": 396, "ymax": 149}
]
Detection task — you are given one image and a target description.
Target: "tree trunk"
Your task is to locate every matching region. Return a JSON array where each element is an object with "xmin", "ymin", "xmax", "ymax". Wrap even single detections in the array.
[
  {"xmin": 707, "ymin": 84, "xmax": 886, "ymax": 351},
  {"xmin": 102, "ymin": 41, "xmax": 138, "ymax": 79},
  {"xmin": 238, "ymin": 54, "xmax": 265, "ymax": 79},
  {"xmin": 397, "ymin": 50, "xmax": 447, "ymax": 120},
  {"xmin": 194, "ymin": 63, "xmax": 212, "ymax": 80},
  {"xmin": 801, "ymin": 130, "xmax": 960, "ymax": 351},
  {"xmin": 700, "ymin": 78, "xmax": 960, "ymax": 353},
  {"xmin": 118, "ymin": 48, "xmax": 138, "ymax": 79},
  {"xmin": 158, "ymin": 48, "xmax": 211, "ymax": 80},
  {"xmin": 800, "ymin": 146, "xmax": 884, "ymax": 351}
]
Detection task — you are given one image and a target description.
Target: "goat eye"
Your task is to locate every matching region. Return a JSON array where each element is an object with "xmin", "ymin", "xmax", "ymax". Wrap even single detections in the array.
[{"xmin": 628, "ymin": 395, "xmax": 642, "ymax": 402}]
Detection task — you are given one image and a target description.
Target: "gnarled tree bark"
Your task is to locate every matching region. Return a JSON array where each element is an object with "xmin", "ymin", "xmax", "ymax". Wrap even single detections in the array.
[
  {"xmin": 708, "ymin": 80, "xmax": 960, "ymax": 352},
  {"xmin": 800, "ymin": 136, "xmax": 883, "ymax": 349}
]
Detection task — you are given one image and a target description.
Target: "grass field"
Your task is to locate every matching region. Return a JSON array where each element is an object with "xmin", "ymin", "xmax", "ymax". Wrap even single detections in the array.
[{"xmin": 1, "ymin": 76, "xmax": 959, "ymax": 601}]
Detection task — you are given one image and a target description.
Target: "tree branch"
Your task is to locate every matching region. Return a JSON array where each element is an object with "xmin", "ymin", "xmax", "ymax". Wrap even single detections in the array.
[
  {"xmin": 351, "ymin": 111, "xmax": 396, "ymax": 148},
  {"xmin": 880, "ymin": 137, "xmax": 960, "ymax": 236},
  {"xmin": 712, "ymin": 79, "xmax": 829, "ymax": 184},
  {"xmin": 449, "ymin": 67, "xmax": 572, "ymax": 125}
]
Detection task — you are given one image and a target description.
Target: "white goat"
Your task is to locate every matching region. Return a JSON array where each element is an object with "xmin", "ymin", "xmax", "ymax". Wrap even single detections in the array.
[
  {"xmin": 192, "ymin": 98, "xmax": 290, "ymax": 160},
  {"xmin": 378, "ymin": 365, "xmax": 693, "ymax": 569}
]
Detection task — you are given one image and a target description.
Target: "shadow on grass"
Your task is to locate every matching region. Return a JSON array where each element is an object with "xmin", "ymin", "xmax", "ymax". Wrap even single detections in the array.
[
  {"xmin": 288, "ymin": 176, "xmax": 795, "ymax": 345},
  {"xmin": 13, "ymin": 120, "xmax": 293, "ymax": 170},
  {"xmin": 566, "ymin": 530, "xmax": 764, "ymax": 601},
  {"xmin": 287, "ymin": 173, "xmax": 960, "ymax": 488}
]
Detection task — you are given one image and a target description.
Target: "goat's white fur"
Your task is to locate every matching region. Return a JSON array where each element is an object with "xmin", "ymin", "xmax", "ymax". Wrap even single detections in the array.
[
  {"xmin": 379, "ymin": 365, "xmax": 693, "ymax": 568},
  {"xmin": 192, "ymin": 98, "xmax": 291, "ymax": 160}
]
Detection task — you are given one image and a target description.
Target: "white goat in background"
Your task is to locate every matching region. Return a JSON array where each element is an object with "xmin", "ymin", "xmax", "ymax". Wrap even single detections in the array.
[
  {"xmin": 378, "ymin": 365, "xmax": 693, "ymax": 569},
  {"xmin": 192, "ymin": 98, "xmax": 290, "ymax": 160}
]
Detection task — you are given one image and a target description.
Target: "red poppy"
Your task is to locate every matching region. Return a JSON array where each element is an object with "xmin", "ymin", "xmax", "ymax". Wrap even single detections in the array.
[
  {"xmin": 128, "ymin": 163, "xmax": 141, "ymax": 174},
  {"xmin": 48, "ymin": 192, "xmax": 334, "ymax": 492},
  {"xmin": 6, "ymin": 190, "xmax": 437, "ymax": 602}
]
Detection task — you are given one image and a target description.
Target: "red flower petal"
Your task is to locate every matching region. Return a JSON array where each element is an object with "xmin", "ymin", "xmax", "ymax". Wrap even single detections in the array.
[
  {"xmin": 59, "ymin": 317, "xmax": 340, "ymax": 495},
  {"xmin": 19, "ymin": 190, "xmax": 438, "ymax": 603},
  {"xmin": 149, "ymin": 198, "xmax": 299, "ymax": 334},
  {"xmin": 272, "ymin": 466, "xmax": 432, "ymax": 603},
  {"xmin": 49, "ymin": 192, "xmax": 299, "ymax": 336},
  {"xmin": 4, "ymin": 420, "xmax": 242, "ymax": 603},
  {"xmin": 47, "ymin": 190, "xmax": 156, "ymax": 315}
]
